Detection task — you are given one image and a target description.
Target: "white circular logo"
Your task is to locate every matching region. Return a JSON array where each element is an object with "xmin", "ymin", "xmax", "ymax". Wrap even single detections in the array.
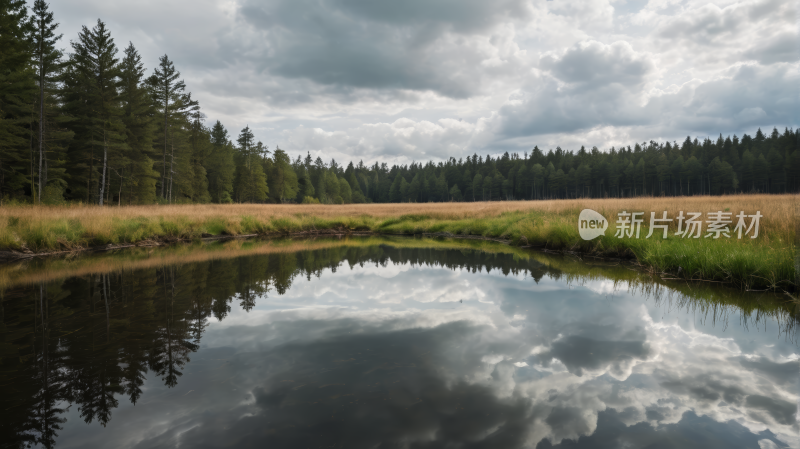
[{"xmin": 578, "ymin": 209, "xmax": 608, "ymax": 240}]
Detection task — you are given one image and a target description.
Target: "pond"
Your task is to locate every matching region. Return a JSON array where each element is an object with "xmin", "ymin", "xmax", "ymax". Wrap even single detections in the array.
[{"xmin": 0, "ymin": 237, "xmax": 797, "ymax": 448}]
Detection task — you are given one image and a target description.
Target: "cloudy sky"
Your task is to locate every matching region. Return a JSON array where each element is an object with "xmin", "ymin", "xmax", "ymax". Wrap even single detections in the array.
[{"xmin": 49, "ymin": 0, "xmax": 798, "ymax": 165}]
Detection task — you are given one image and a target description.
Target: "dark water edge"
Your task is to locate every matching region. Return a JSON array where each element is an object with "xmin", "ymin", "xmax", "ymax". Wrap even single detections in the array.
[{"xmin": 0, "ymin": 237, "xmax": 797, "ymax": 448}]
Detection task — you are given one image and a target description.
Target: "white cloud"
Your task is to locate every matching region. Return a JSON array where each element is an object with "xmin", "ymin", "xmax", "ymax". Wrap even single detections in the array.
[{"xmin": 48, "ymin": 0, "xmax": 799, "ymax": 163}]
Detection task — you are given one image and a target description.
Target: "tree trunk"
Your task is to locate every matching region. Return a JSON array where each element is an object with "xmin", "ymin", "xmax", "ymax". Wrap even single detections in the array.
[
  {"xmin": 99, "ymin": 133, "xmax": 107, "ymax": 206},
  {"xmin": 106, "ymin": 166, "xmax": 112, "ymax": 205},
  {"xmin": 129, "ymin": 167, "xmax": 134, "ymax": 205},
  {"xmin": 88, "ymin": 134, "xmax": 94, "ymax": 203},
  {"xmin": 118, "ymin": 167, "xmax": 123, "ymax": 206},
  {"xmin": 30, "ymin": 106, "xmax": 35, "ymax": 203},
  {"xmin": 161, "ymin": 87, "xmax": 169, "ymax": 199},
  {"xmin": 38, "ymin": 57, "xmax": 44, "ymax": 204},
  {"xmin": 169, "ymin": 141, "xmax": 175, "ymax": 204}
]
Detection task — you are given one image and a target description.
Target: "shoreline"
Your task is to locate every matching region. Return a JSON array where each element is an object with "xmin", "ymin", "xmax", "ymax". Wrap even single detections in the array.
[
  {"xmin": 0, "ymin": 228, "xmax": 792, "ymax": 293},
  {"xmin": 0, "ymin": 196, "xmax": 796, "ymax": 291},
  {"xmin": 0, "ymin": 229, "xmax": 378, "ymax": 262}
]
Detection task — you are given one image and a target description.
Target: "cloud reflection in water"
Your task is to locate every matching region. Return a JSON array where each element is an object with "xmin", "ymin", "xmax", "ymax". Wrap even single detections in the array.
[{"xmin": 3, "ymin": 244, "xmax": 796, "ymax": 448}]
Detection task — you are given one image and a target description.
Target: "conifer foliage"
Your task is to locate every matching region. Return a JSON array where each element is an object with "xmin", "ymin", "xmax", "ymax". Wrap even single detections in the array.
[{"xmin": 0, "ymin": 4, "xmax": 797, "ymax": 205}]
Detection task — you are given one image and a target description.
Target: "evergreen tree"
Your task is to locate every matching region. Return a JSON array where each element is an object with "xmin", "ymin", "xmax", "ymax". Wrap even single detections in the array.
[
  {"xmin": 448, "ymin": 184, "xmax": 462, "ymax": 201},
  {"xmin": 207, "ymin": 120, "xmax": 234, "ymax": 203},
  {"xmin": 491, "ymin": 172, "xmax": 504, "ymax": 200},
  {"xmin": 64, "ymin": 19, "xmax": 126, "ymax": 205},
  {"xmin": 147, "ymin": 54, "xmax": 192, "ymax": 200},
  {"xmin": 315, "ymin": 166, "xmax": 327, "ymax": 203},
  {"xmin": 787, "ymin": 149, "xmax": 800, "ymax": 192},
  {"xmin": 325, "ymin": 170, "xmax": 341, "ymax": 203},
  {"xmin": 740, "ymin": 150, "xmax": 755, "ymax": 192},
  {"xmin": 681, "ymin": 156, "xmax": 703, "ymax": 195},
  {"xmin": 753, "ymin": 154, "xmax": 769, "ymax": 192},
  {"xmin": 30, "ymin": 0, "xmax": 70, "ymax": 203},
  {"xmin": 118, "ymin": 42, "xmax": 158, "ymax": 204},
  {"xmin": 233, "ymin": 125, "xmax": 267, "ymax": 202},
  {"xmin": 0, "ymin": 0, "xmax": 35, "ymax": 201},
  {"xmin": 188, "ymin": 109, "xmax": 211, "ymax": 203},
  {"xmin": 267, "ymin": 146, "xmax": 298, "ymax": 203},
  {"xmin": 389, "ymin": 173, "xmax": 402, "ymax": 202},
  {"xmin": 482, "ymin": 175, "xmax": 492, "ymax": 200},
  {"xmin": 471, "ymin": 173, "xmax": 482, "ymax": 201},
  {"xmin": 408, "ymin": 173, "xmax": 421, "ymax": 202},
  {"xmin": 294, "ymin": 166, "xmax": 315, "ymax": 202},
  {"xmin": 400, "ymin": 176, "xmax": 410, "ymax": 202},
  {"xmin": 338, "ymin": 177, "xmax": 352, "ymax": 203},
  {"xmin": 766, "ymin": 148, "xmax": 784, "ymax": 193},
  {"xmin": 347, "ymin": 171, "xmax": 364, "ymax": 202}
]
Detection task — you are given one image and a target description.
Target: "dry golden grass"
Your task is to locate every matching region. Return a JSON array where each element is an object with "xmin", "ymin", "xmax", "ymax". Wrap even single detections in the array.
[
  {"xmin": 0, "ymin": 194, "xmax": 796, "ymax": 290},
  {"xmin": 0, "ymin": 193, "xmax": 796, "ymax": 239}
]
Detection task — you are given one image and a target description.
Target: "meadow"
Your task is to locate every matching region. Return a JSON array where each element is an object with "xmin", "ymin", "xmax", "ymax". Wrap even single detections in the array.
[{"xmin": 0, "ymin": 194, "xmax": 797, "ymax": 290}]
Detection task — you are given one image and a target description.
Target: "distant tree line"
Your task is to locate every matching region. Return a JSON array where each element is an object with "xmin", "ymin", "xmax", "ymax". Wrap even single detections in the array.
[
  {"xmin": 1, "ymin": 1, "xmax": 798, "ymax": 206},
  {"xmin": 293, "ymin": 126, "xmax": 800, "ymax": 204}
]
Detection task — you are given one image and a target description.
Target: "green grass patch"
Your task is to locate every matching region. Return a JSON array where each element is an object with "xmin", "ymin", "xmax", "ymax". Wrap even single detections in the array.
[{"xmin": 0, "ymin": 207, "xmax": 794, "ymax": 291}]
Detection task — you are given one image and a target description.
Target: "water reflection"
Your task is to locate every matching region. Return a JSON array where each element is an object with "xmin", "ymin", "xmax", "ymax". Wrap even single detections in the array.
[{"xmin": 0, "ymin": 238, "xmax": 797, "ymax": 448}]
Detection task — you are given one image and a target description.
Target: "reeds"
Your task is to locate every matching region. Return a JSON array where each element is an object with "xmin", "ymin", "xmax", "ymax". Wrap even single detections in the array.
[{"xmin": 0, "ymin": 194, "xmax": 796, "ymax": 289}]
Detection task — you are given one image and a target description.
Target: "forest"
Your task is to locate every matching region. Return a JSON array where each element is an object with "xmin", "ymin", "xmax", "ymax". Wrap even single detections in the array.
[{"xmin": 2, "ymin": 1, "xmax": 799, "ymax": 206}]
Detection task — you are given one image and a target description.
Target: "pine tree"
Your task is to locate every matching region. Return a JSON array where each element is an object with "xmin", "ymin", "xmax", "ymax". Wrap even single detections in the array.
[
  {"xmin": 766, "ymin": 148, "xmax": 784, "ymax": 193},
  {"xmin": 338, "ymin": 177, "xmax": 352, "ymax": 203},
  {"xmin": 147, "ymin": 54, "xmax": 190, "ymax": 200},
  {"xmin": 294, "ymin": 166, "xmax": 315, "ymax": 202},
  {"xmin": 787, "ymin": 150, "xmax": 800, "ymax": 192},
  {"xmin": 163, "ymin": 92, "xmax": 198, "ymax": 203},
  {"xmin": 389, "ymin": 173, "xmax": 402, "ymax": 202},
  {"xmin": 64, "ymin": 20, "xmax": 127, "ymax": 205},
  {"xmin": 233, "ymin": 126, "xmax": 267, "ymax": 202},
  {"xmin": 753, "ymin": 154, "xmax": 769, "ymax": 192},
  {"xmin": 30, "ymin": 0, "xmax": 71, "ymax": 203},
  {"xmin": 448, "ymin": 184, "xmax": 462, "ymax": 201},
  {"xmin": 188, "ymin": 109, "xmax": 211, "ymax": 203},
  {"xmin": 118, "ymin": 42, "xmax": 158, "ymax": 204},
  {"xmin": 399, "ymin": 176, "xmax": 410, "ymax": 202},
  {"xmin": 531, "ymin": 164, "xmax": 544, "ymax": 199},
  {"xmin": 471, "ymin": 173, "xmax": 482, "ymax": 201},
  {"xmin": 346, "ymin": 171, "xmax": 364, "ymax": 202},
  {"xmin": 207, "ymin": 121, "xmax": 234, "ymax": 203},
  {"xmin": 0, "ymin": 0, "xmax": 35, "ymax": 202},
  {"xmin": 267, "ymin": 146, "xmax": 298, "ymax": 203},
  {"xmin": 325, "ymin": 170, "xmax": 341, "ymax": 203},
  {"xmin": 491, "ymin": 172, "xmax": 504, "ymax": 200},
  {"xmin": 482, "ymin": 175, "xmax": 492, "ymax": 200},
  {"xmin": 407, "ymin": 173, "xmax": 421, "ymax": 202}
]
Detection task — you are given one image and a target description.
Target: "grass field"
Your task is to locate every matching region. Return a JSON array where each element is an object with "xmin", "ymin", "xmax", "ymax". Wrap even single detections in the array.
[{"xmin": 0, "ymin": 194, "xmax": 797, "ymax": 290}]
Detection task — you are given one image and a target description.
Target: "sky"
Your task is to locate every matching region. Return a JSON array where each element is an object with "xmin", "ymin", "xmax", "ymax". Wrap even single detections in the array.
[{"xmin": 48, "ymin": 0, "xmax": 799, "ymax": 165}]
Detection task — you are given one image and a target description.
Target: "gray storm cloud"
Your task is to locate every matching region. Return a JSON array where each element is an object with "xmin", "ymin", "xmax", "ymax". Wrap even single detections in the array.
[{"xmin": 49, "ymin": 0, "xmax": 799, "ymax": 163}]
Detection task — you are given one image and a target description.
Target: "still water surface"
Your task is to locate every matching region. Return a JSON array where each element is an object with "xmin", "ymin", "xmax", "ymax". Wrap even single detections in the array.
[{"xmin": 1, "ymin": 238, "xmax": 797, "ymax": 448}]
